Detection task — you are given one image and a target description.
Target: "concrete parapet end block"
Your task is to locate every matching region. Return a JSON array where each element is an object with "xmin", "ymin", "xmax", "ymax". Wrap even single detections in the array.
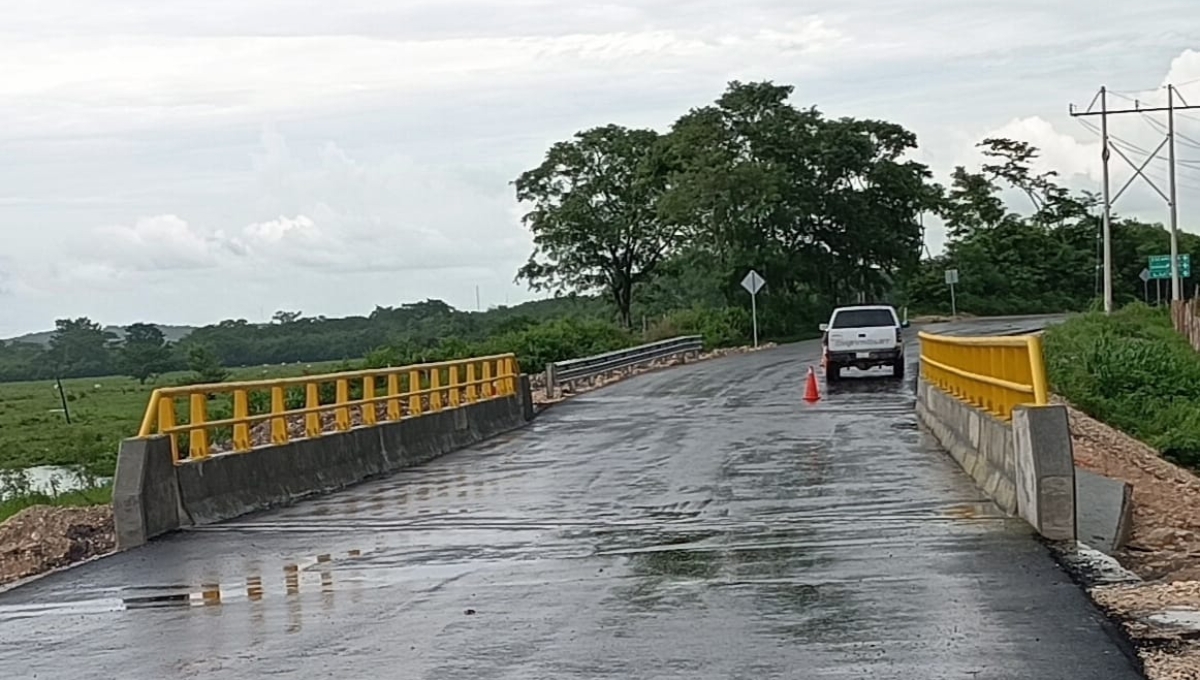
[
  {"xmin": 519, "ymin": 374, "xmax": 535, "ymax": 421},
  {"xmin": 112, "ymin": 436, "xmax": 181, "ymax": 551},
  {"xmin": 1012, "ymin": 405, "xmax": 1077, "ymax": 542}
]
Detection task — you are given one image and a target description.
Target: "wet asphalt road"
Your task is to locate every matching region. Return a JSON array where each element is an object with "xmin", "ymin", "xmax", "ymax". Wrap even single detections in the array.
[{"xmin": 0, "ymin": 316, "xmax": 1138, "ymax": 679}]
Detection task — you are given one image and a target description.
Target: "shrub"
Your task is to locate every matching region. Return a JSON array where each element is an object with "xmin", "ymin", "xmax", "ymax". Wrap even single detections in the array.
[
  {"xmin": 1044, "ymin": 303, "xmax": 1200, "ymax": 469},
  {"xmin": 647, "ymin": 307, "xmax": 750, "ymax": 349},
  {"xmin": 488, "ymin": 317, "xmax": 634, "ymax": 372}
]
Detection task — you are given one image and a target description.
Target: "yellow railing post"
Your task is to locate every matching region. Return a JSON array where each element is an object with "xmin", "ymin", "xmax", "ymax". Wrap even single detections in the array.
[
  {"xmin": 1026, "ymin": 335, "xmax": 1049, "ymax": 406},
  {"xmin": 448, "ymin": 365, "xmax": 461, "ymax": 408},
  {"xmin": 233, "ymin": 390, "xmax": 251, "ymax": 452},
  {"xmin": 363, "ymin": 376, "xmax": 377, "ymax": 426},
  {"xmin": 387, "ymin": 373, "xmax": 401, "ymax": 421},
  {"xmin": 189, "ymin": 393, "xmax": 210, "ymax": 460},
  {"xmin": 408, "ymin": 369, "xmax": 422, "ymax": 417},
  {"xmin": 466, "ymin": 363, "xmax": 478, "ymax": 403},
  {"xmin": 335, "ymin": 379, "xmax": 351, "ymax": 431},
  {"xmin": 306, "ymin": 382, "xmax": 322, "ymax": 438},
  {"xmin": 271, "ymin": 386, "xmax": 288, "ymax": 445},
  {"xmin": 139, "ymin": 389, "xmax": 161, "ymax": 437},
  {"xmin": 482, "ymin": 361, "xmax": 493, "ymax": 398},
  {"xmin": 158, "ymin": 395, "xmax": 179, "ymax": 463},
  {"xmin": 430, "ymin": 368, "xmax": 443, "ymax": 412}
]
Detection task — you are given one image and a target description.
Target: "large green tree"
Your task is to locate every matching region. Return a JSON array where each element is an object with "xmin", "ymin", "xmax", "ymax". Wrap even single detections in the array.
[
  {"xmin": 514, "ymin": 124, "xmax": 678, "ymax": 328},
  {"xmin": 47, "ymin": 317, "xmax": 117, "ymax": 378},
  {"xmin": 119, "ymin": 323, "xmax": 172, "ymax": 384},
  {"xmin": 658, "ymin": 80, "xmax": 941, "ymax": 333}
]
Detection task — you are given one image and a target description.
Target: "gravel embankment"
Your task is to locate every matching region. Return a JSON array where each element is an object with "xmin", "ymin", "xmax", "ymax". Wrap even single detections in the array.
[{"xmin": 1065, "ymin": 404, "xmax": 1200, "ymax": 679}]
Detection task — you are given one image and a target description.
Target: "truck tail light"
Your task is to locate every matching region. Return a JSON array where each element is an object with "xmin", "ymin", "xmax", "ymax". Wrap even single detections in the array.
[{"xmin": 896, "ymin": 328, "xmax": 903, "ymax": 342}]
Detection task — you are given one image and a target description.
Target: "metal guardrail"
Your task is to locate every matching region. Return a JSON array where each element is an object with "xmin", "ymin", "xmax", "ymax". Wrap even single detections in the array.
[
  {"xmin": 544, "ymin": 336, "xmax": 704, "ymax": 398},
  {"xmin": 137, "ymin": 354, "xmax": 520, "ymax": 464},
  {"xmin": 918, "ymin": 331, "xmax": 1048, "ymax": 421}
]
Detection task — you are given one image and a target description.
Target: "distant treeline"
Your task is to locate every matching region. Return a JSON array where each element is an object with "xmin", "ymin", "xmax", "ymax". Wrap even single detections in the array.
[{"xmin": 0, "ymin": 297, "xmax": 614, "ymax": 383}]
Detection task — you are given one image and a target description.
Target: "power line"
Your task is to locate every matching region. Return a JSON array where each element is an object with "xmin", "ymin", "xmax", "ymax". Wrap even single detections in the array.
[
  {"xmin": 1078, "ymin": 118, "xmax": 1200, "ymax": 183},
  {"xmin": 1142, "ymin": 113, "xmax": 1200, "ymax": 151}
]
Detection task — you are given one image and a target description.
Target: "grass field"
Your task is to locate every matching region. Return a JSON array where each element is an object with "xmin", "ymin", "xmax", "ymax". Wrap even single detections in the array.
[{"xmin": 0, "ymin": 360, "xmax": 347, "ymax": 478}]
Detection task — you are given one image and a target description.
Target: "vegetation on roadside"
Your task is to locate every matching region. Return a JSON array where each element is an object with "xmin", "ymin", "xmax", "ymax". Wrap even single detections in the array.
[
  {"xmin": 1044, "ymin": 304, "xmax": 1200, "ymax": 470},
  {"xmin": 0, "ymin": 468, "xmax": 112, "ymax": 523},
  {"xmin": 0, "ymin": 362, "xmax": 345, "ymax": 478}
]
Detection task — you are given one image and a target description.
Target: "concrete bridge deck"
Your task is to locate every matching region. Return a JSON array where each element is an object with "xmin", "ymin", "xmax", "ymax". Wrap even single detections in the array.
[{"xmin": 0, "ymin": 319, "xmax": 1138, "ymax": 679}]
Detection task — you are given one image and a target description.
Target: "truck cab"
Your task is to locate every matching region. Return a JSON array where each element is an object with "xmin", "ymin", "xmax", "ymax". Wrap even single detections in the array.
[{"xmin": 819, "ymin": 305, "xmax": 908, "ymax": 380}]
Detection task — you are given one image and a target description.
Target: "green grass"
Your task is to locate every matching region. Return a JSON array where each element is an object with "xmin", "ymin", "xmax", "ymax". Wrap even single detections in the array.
[
  {"xmin": 0, "ymin": 361, "xmax": 346, "ymax": 478},
  {"xmin": 1043, "ymin": 303, "xmax": 1200, "ymax": 470}
]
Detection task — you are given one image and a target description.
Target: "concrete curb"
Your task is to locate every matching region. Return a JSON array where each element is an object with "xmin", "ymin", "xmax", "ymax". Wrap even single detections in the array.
[{"xmin": 113, "ymin": 378, "xmax": 534, "ymax": 550}]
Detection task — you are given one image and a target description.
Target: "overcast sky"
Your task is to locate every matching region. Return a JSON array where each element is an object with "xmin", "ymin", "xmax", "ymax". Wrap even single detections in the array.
[{"xmin": 2, "ymin": 1, "xmax": 1200, "ymax": 336}]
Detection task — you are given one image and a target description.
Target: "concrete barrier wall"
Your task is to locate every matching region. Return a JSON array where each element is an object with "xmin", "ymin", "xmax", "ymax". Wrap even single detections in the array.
[
  {"xmin": 113, "ymin": 376, "xmax": 533, "ymax": 550},
  {"xmin": 916, "ymin": 377, "xmax": 1076, "ymax": 541}
]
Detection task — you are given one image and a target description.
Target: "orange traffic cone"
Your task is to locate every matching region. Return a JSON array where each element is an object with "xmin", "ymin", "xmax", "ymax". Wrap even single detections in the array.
[{"xmin": 803, "ymin": 366, "xmax": 821, "ymax": 403}]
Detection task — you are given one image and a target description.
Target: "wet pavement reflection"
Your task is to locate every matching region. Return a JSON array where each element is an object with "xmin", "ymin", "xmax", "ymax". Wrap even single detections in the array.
[{"xmin": 0, "ymin": 317, "xmax": 1137, "ymax": 679}]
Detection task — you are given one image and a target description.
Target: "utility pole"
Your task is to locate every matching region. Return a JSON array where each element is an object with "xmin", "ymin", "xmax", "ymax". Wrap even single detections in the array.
[
  {"xmin": 1168, "ymin": 85, "xmax": 1181, "ymax": 301},
  {"xmin": 1100, "ymin": 87, "xmax": 1113, "ymax": 314},
  {"xmin": 1071, "ymin": 84, "xmax": 1200, "ymax": 308}
]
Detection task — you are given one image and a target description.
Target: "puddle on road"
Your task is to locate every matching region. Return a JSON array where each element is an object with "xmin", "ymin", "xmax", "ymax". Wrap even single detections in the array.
[{"xmin": 0, "ymin": 548, "xmax": 368, "ymax": 623}]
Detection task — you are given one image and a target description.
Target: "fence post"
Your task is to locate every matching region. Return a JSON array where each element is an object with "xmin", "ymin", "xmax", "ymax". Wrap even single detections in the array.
[{"xmin": 544, "ymin": 363, "xmax": 556, "ymax": 399}]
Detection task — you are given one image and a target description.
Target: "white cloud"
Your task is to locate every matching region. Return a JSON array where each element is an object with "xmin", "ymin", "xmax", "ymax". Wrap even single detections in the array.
[
  {"xmin": 0, "ymin": 18, "xmax": 846, "ymax": 140},
  {"xmin": 85, "ymin": 214, "xmax": 242, "ymax": 271},
  {"xmin": 60, "ymin": 130, "xmax": 532, "ymax": 284}
]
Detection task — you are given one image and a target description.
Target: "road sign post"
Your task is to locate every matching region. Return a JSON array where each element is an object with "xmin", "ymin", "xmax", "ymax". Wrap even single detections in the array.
[
  {"xmin": 740, "ymin": 269, "xmax": 765, "ymax": 348},
  {"xmin": 1139, "ymin": 268, "xmax": 1151, "ymax": 303},
  {"xmin": 944, "ymin": 269, "xmax": 959, "ymax": 317}
]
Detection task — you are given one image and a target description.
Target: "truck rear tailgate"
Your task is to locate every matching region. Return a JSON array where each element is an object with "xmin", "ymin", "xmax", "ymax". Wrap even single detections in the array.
[{"xmin": 827, "ymin": 327, "xmax": 896, "ymax": 352}]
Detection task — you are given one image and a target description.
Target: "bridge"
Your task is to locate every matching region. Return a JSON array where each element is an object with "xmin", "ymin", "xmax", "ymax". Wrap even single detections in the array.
[{"xmin": 0, "ymin": 318, "xmax": 1140, "ymax": 679}]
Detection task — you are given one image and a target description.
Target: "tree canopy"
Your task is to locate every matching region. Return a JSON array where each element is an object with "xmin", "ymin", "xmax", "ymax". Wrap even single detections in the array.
[
  {"xmin": 515, "ymin": 125, "xmax": 676, "ymax": 327},
  {"xmin": 514, "ymin": 80, "xmax": 943, "ymax": 335}
]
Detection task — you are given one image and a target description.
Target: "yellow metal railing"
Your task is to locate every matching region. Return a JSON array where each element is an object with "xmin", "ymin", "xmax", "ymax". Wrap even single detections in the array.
[
  {"xmin": 137, "ymin": 354, "xmax": 520, "ymax": 464},
  {"xmin": 918, "ymin": 332, "xmax": 1049, "ymax": 421}
]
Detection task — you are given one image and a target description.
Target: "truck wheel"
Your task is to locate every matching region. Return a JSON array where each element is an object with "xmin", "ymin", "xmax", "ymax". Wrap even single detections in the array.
[
  {"xmin": 827, "ymin": 363, "xmax": 842, "ymax": 382},
  {"xmin": 892, "ymin": 359, "xmax": 905, "ymax": 379}
]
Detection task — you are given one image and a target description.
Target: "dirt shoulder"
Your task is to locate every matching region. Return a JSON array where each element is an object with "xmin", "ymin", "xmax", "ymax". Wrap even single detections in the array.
[
  {"xmin": 1064, "ymin": 404, "xmax": 1200, "ymax": 679},
  {"xmin": 0, "ymin": 505, "xmax": 114, "ymax": 589}
]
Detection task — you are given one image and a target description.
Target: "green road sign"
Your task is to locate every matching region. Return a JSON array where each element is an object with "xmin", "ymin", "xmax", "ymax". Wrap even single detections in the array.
[{"xmin": 1148, "ymin": 254, "xmax": 1191, "ymax": 279}]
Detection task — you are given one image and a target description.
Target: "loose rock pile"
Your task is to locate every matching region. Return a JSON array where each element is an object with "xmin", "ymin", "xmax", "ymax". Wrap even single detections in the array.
[{"xmin": 0, "ymin": 505, "xmax": 114, "ymax": 588}]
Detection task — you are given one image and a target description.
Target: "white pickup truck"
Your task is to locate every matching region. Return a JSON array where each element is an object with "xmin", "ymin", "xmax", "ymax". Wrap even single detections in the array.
[{"xmin": 819, "ymin": 305, "xmax": 908, "ymax": 380}]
